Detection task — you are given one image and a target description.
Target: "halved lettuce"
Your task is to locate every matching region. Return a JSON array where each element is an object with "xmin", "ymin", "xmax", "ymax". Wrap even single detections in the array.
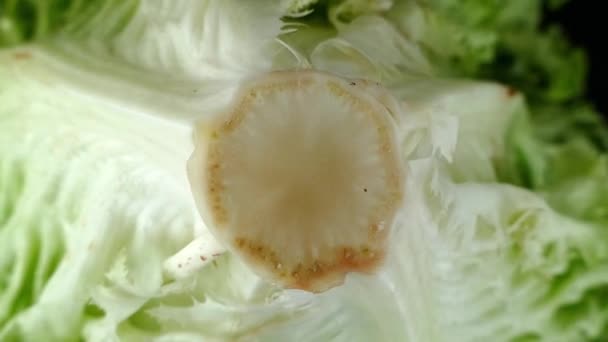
[{"xmin": 1, "ymin": 0, "xmax": 607, "ymax": 341}]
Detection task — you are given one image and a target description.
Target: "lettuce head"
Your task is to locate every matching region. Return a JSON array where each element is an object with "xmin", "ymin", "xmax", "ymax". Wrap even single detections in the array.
[{"xmin": 1, "ymin": 0, "xmax": 607, "ymax": 341}]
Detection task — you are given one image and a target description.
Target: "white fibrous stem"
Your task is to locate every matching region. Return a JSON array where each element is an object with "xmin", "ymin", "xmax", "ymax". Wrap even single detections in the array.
[{"xmin": 163, "ymin": 231, "xmax": 226, "ymax": 279}]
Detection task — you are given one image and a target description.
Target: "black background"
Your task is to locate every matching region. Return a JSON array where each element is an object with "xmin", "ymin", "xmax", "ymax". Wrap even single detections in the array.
[{"xmin": 545, "ymin": 2, "xmax": 607, "ymax": 116}]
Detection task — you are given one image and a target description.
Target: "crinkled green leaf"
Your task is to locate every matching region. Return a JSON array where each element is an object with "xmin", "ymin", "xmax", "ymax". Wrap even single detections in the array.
[{"xmin": 500, "ymin": 106, "xmax": 608, "ymax": 225}]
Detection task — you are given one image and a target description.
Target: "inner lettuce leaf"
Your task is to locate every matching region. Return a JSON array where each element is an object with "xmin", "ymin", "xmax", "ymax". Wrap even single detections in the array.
[
  {"xmin": 1, "ymin": 0, "xmax": 607, "ymax": 341},
  {"xmin": 501, "ymin": 106, "xmax": 608, "ymax": 226}
]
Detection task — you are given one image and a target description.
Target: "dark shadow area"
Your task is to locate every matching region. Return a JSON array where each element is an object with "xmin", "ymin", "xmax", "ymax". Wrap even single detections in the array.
[{"xmin": 544, "ymin": 2, "xmax": 607, "ymax": 115}]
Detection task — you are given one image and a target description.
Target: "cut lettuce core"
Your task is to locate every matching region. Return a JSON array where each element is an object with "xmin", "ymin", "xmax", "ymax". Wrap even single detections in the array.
[{"xmin": 188, "ymin": 70, "xmax": 405, "ymax": 292}]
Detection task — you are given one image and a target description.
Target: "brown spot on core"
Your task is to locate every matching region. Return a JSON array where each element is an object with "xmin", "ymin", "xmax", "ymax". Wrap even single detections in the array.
[
  {"xmin": 13, "ymin": 51, "xmax": 31, "ymax": 60},
  {"xmin": 506, "ymin": 86, "xmax": 518, "ymax": 97},
  {"xmin": 234, "ymin": 236, "xmax": 385, "ymax": 292}
]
